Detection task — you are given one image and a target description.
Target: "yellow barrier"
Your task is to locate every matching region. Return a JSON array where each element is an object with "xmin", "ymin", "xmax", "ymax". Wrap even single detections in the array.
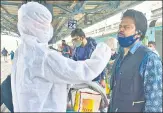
[{"xmin": 105, "ymin": 83, "xmax": 110, "ymax": 95}]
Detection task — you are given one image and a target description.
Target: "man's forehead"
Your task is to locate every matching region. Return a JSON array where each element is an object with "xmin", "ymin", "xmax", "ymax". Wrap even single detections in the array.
[
  {"xmin": 120, "ymin": 17, "xmax": 135, "ymax": 25},
  {"xmin": 148, "ymin": 44, "xmax": 154, "ymax": 46},
  {"xmin": 72, "ymin": 36, "xmax": 78, "ymax": 39},
  {"xmin": 72, "ymin": 36, "xmax": 80, "ymax": 41}
]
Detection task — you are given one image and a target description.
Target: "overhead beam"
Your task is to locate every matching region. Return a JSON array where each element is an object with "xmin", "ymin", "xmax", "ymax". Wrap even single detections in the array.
[
  {"xmin": 1, "ymin": 5, "xmax": 11, "ymax": 14},
  {"xmin": 1, "ymin": 20, "xmax": 15, "ymax": 31},
  {"xmin": 1, "ymin": 5, "xmax": 18, "ymax": 22},
  {"xmin": 1, "ymin": 13, "xmax": 18, "ymax": 23},
  {"xmin": 72, "ymin": 1, "xmax": 85, "ymax": 14},
  {"xmin": 80, "ymin": 1, "xmax": 87, "ymax": 11},
  {"xmin": 1, "ymin": 0, "xmax": 72, "ymax": 14},
  {"xmin": 84, "ymin": 2, "xmax": 120, "ymax": 14},
  {"xmin": 1, "ymin": 25, "xmax": 12, "ymax": 31},
  {"xmin": 77, "ymin": 3, "xmax": 100, "ymax": 25},
  {"xmin": 56, "ymin": 1, "xmax": 86, "ymax": 38},
  {"xmin": 54, "ymin": 4, "xmax": 72, "ymax": 13},
  {"xmin": 1, "ymin": 16, "xmax": 18, "ymax": 34},
  {"xmin": 1, "ymin": 1, "xmax": 22, "ymax": 6},
  {"xmin": 1, "ymin": 28, "xmax": 19, "ymax": 37},
  {"xmin": 1, "ymin": 16, "xmax": 17, "ymax": 26},
  {"xmin": 55, "ymin": 1, "xmax": 77, "ymax": 32},
  {"xmin": 1, "ymin": 12, "xmax": 17, "ymax": 18},
  {"xmin": 85, "ymin": 1, "xmax": 116, "ymax": 5},
  {"xmin": 1, "ymin": 1, "xmax": 73, "ymax": 6},
  {"xmin": 1, "ymin": 12, "xmax": 68, "ymax": 20},
  {"xmin": 1, "ymin": 25, "xmax": 18, "ymax": 35}
]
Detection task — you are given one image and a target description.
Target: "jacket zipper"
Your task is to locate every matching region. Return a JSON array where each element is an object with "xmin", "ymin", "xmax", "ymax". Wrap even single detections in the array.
[{"xmin": 132, "ymin": 101, "xmax": 145, "ymax": 106}]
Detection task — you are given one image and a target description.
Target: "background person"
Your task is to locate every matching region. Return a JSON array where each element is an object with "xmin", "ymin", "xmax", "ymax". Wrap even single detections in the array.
[
  {"xmin": 148, "ymin": 41, "xmax": 160, "ymax": 57},
  {"xmin": 9, "ymin": 50, "xmax": 14, "ymax": 64},
  {"xmin": 61, "ymin": 40, "xmax": 71, "ymax": 58},
  {"xmin": 71, "ymin": 28, "xmax": 106, "ymax": 88},
  {"xmin": 1, "ymin": 47, "xmax": 8, "ymax": 62}
]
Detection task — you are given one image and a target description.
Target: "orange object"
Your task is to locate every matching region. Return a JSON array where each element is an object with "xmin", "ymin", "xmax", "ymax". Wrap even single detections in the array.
[
  {"xmin": 82, "ymin": 99, "xmax": 94, "ymax": 112},
  {"xmin": 73, "ymin": 88, "xmax": 101, "ymax": 112}
]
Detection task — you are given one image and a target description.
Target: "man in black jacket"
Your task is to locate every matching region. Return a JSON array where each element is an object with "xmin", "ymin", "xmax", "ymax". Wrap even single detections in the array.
[{"xmin": 1, "ymin": 75, "xmax": 14, "ymax": 112}]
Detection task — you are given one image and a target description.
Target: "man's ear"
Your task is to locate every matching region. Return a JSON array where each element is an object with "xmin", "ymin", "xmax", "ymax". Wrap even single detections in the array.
[
  {"xmin": 135, "ymin": 34, "xmax": 141, "ymax": 38},
  {"xmin": 135, "ymin": 31, "xmax": 141, "ymax": 38},
  {"xmin": 80, "ymin": 36, "xmax": 84, "ymax": 41}
]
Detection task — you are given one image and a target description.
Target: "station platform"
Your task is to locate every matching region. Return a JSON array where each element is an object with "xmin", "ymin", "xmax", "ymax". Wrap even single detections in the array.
[{"xmin": 1, "ymin": 57, "xmax": 12, "ymax": 83}]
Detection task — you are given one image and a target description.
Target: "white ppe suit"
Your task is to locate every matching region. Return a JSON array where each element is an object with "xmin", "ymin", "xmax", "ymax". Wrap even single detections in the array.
[{"xmin": 11, "ymin": 2, "xmax": 111, "ymax": 112}]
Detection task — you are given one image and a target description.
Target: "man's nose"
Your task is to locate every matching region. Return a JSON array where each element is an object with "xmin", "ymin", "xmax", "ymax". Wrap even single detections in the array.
[{"xmin": 119, "ymin": 26, "xmax": 125, "ymax": 32}]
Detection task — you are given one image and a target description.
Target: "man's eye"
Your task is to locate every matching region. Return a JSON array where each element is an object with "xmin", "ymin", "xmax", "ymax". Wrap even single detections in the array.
[{"xmin": 124, "ymin": 26, "xmax": 130, "ymax": 29}]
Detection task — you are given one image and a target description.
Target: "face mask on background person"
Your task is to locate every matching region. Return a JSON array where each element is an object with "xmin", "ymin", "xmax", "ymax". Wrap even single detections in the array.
[
  {"xmin": 148, "ymin": 44, "xmax": 155, "ymax": 51},
  {"xmin": 72, "ymin": 37, "xmax": 83, "ymax": 47},
  {"xmin": 148, "ymin": 47, "xmax": 154, "ymax": 51},
  {"xmin": 74, "ymin": 40, "xmax": 82, "ymax": 47}
]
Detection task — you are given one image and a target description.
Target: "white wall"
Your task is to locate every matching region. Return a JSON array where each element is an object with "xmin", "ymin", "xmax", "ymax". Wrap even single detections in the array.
[{"xmin": 1, "ymin": 35, "xmax": 21, "ymax": 52}]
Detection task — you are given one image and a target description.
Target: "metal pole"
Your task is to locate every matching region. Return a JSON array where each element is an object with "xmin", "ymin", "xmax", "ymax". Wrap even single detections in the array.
[{"xmin": 16, "ymin": 40, "xmax": 18, "ymax": 47}]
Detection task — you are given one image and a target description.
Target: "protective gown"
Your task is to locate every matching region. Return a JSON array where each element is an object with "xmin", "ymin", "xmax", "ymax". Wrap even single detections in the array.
[{"xmin": 11, "ymin": 2, "xmax": 111, "ymax": 112}]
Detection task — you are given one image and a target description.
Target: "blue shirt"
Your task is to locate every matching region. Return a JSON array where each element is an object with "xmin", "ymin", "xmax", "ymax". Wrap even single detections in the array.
[
  {"xmin": 2, "ymin": 49, "xmax": 8, "ymax": 56},
  {"xmin": 10, "ymin": 51, "xmax": 14, "ymax": 60},
  {"xmin": 62, "ymin": 45, "xmax": 70, "ymax": 58},
  {"xmin": 116, "ymin": 42, "xmax": 162, "ymax": 112},
  {"xmin": 72, "ymin": 38, "xmax": 106, "ymax": 81},
  {"xmin": 76, "ymin": 45, "xmax": 88, "ymax": 60}
]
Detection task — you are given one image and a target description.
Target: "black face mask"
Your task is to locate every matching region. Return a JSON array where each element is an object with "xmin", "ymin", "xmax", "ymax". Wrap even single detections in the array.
[{"xmin": 62, "ymin": 43, "xmax": 65, "ymax": 45}]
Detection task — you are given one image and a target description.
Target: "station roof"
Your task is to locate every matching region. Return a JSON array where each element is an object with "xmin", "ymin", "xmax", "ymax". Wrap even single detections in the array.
[{"xmin": 1, "ymin": 0, "xmax": 143, "ymax": 43}]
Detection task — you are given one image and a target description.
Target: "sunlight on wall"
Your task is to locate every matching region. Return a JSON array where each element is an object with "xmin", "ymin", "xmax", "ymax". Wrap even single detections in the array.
[{"xmin": 1, "ymin": 35, "xmax": 21, "ymax": 52}]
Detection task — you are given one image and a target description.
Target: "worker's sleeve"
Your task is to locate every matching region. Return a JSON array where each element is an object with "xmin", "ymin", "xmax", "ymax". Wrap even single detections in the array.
[
  {"xmin": 11, "ymin": 49, "xmax": 19, "ymax": 111},
  {"xmin": 45, "ymin": 42, "xmax": 111, "ymax": 84}
]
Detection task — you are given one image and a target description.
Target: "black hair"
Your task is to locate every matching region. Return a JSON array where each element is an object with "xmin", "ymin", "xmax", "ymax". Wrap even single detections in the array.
[
  {"xmin": 122, "ymin": 9, "xmax": 147, "ymax": 40},
  {"xmin": 71, "ymin": 28, "xmax": 85, "ymax": 38},
  {"xmin": 62, "ymin": 40, "xmax": 66, "ymax": 42},
  {"xmin": 148, "ymin": 41, "xmax": 156, "ymax": 46}
]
